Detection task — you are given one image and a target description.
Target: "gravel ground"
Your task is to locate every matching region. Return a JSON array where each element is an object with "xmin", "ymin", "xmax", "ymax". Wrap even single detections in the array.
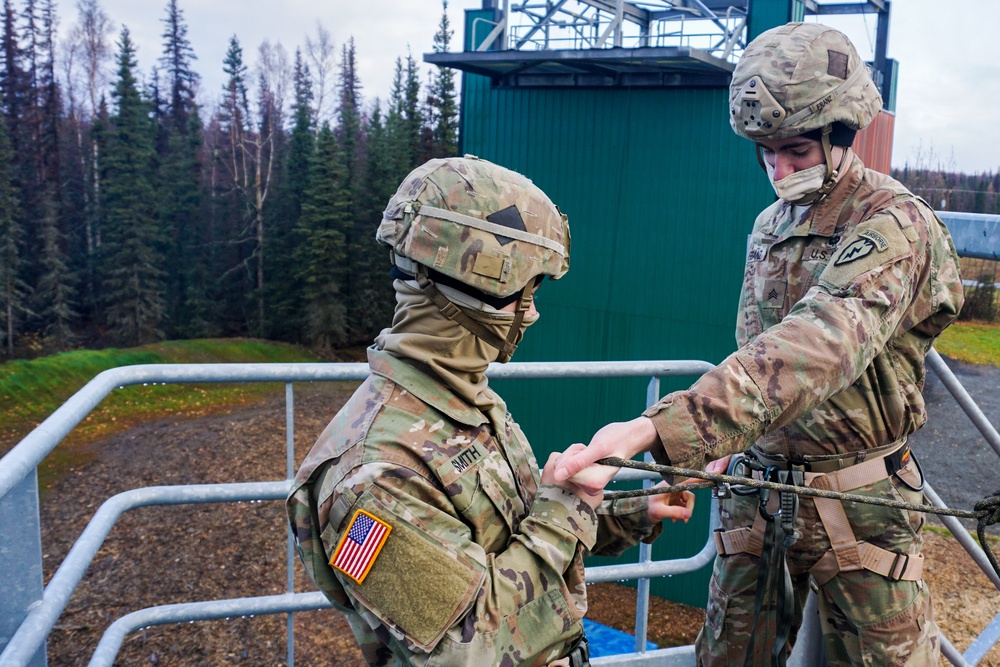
[
  {"xmin": 909, "ymin": 353, "xmax": 1000, "ymax": 534},
  {"xmin": 26, "ymin": 353, "xmax": 1000, "ymax": 665}
]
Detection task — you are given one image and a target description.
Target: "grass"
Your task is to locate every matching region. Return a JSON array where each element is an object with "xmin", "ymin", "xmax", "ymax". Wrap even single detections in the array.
[
  {"xmin": 934, "ymin": 321, "xmax": 1000, "ymax": 367},
  {"xmin": 0, "ymin": 339, "xmax": 331, "ymax": 490}
]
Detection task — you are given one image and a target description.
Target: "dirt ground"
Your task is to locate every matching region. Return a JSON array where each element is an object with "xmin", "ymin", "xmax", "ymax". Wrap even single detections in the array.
[{"xmin": 35, "ymin": 383, "xmax": 1000, "ymax": 666}]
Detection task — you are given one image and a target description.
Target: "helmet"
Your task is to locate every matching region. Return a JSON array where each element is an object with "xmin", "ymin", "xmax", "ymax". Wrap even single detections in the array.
[
  {"xmin": 377, "ymin": 155, "xmax": 570, "ymax": 300},
  {"xmin": 729, "ymin": 22, "xmax": 883, "ymax": 142},
  {"xmin": 376, "ymin": 155, "xmax": 570, "ymax": 361}
]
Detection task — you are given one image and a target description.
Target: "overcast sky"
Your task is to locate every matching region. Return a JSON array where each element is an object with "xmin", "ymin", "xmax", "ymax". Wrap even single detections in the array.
[{"xmin": 88, "ymin": 0, "xmax": 1000, "ymax": 174}]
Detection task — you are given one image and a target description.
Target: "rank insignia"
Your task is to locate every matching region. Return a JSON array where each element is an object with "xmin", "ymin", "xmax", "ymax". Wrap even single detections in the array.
[{"xmin": 331, "ymin": 509, "xmax": 392, "ymax": 584}]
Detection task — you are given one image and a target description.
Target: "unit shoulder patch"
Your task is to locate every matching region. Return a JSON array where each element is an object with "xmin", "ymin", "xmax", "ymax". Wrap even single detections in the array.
[
  {"xmin": 833, "ymin": 237, "xmax": 876, "ymax": 266},
  {"xmin": 819, "ymin": 214, "xmax": 913, "ymax": 290},
  {"xmin": 330, "ymin": 509, "xmax": 392, "ymax": 584}
]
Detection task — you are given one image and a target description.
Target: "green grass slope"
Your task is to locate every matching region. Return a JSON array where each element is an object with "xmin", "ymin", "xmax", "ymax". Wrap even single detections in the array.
[{"xmin": 0, "ymin": 339, "xmax": 329, "ymax": 483}]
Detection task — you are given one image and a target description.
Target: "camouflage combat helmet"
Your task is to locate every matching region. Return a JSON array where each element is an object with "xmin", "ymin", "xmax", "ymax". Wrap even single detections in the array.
[
  {"xmin": 729, "ymin": 22, "xmax": 883, "ymax": 142},
  {"xmin": 376, "ymin": 155, "xmax": 570, "ymax": 360}
]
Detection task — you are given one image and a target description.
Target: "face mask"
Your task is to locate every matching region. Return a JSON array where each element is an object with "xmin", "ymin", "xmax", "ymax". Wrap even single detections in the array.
[
  {"xmin": 470, "ymin": 306, "xmax": 539, "ymax": 364},
  {"xmin": 765, "ymin": 161, "xmax": 827, "ymax": 203}
]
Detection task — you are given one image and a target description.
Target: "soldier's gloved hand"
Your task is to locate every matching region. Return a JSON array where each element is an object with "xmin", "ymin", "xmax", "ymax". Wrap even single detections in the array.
[
  {"xmin": 553, "ymin": 417, "xmax": 659, "ymax": 492},
  {"xmin": 542, "ymin": 446, "xmax": 605, "ymax": 510},
  {"xmin": 647, "ymin": 482, "xmax": 695, "ymax": 524}
]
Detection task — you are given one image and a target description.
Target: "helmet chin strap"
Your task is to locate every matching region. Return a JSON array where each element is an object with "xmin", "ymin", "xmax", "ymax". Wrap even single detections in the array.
[
  {"xmin": 413, "ymin": 266, "xmax": 537, "ymax": 363},
  {"xmin": 814, "ymin": 124, "xmax": 848, "ymax": 199},
  {"xmin": 754, "ymin": 125, "xmax": 849, "ymax": 205}
]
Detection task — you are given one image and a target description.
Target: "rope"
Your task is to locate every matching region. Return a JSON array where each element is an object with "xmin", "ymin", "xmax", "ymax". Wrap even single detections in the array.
[{"xmin": 596, "ymin": 457, "xmax": 1000, "ymax": 581}]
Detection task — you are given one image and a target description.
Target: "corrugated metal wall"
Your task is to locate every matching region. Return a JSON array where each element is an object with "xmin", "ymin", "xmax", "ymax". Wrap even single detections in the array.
[
  {"xmin": 459, "ymin": 8, "xmax": 775, "ymax": 605},
  {"xmin": 456, "ymin": 0, "xmax": 895, "ymax": 608},
  {"xmin": 854, "ymin": 111, "xmax": 896, "ymax": 174}
]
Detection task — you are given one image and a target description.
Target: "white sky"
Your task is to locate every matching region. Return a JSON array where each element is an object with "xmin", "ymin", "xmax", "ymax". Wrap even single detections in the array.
[{"xmin": 83, "ymin": 0, "xmax": 1000, "ymax": 174}]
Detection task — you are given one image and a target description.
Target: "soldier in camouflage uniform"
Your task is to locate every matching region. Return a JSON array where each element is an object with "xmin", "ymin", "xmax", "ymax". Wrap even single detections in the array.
[
  {"xmin": 286, "ymin": 156, "xmax": 694, "ymax": 666},
  {"xmin": 554, "ymin": 23, "xmax": 964, "ymax": 666}
]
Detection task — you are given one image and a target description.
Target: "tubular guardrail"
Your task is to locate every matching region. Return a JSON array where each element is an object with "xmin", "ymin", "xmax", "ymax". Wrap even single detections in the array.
[
  {"xmin": 1, "ymin": 352, "xmax": 998, "ymax": 666},
  {"xmin": 0, "ymin": 359, "xmax": 716, "ymax": 667}
]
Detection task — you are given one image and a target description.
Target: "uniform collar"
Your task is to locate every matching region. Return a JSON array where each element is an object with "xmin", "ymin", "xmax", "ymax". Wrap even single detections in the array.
[{"xmin": 367, "ymin": 346, "xmax": 499, "ymax": 428}]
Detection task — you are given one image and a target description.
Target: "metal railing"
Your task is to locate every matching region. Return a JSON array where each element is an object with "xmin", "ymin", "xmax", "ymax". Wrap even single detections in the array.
[
  {"xmin": 0, "ymin": 359, "xmax": 718, "ymax": 667},
  {"xmin": 1, "ymin": 351, "xmax": 998, "ymax": 665}
]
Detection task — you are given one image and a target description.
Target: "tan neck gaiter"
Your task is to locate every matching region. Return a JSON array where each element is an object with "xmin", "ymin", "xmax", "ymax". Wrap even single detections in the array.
[{"xmin": 375, "ymin": 280, "xmax": 537, "ymax": 413}]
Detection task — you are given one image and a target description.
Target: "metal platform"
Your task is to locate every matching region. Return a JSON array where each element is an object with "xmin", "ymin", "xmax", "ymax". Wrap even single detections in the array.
[
  {"xmin": 427, "ymin": 0, "xmax": 891, "ymax": 90},
  {"xmin": 425, "ymin": 44, "xmax": 734, "ymax": 88}
]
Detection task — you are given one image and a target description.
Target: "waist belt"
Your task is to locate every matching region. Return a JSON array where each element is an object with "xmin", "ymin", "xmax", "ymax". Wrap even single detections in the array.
[
  {"xmin": 548, "ymin": 634, "xmax": 590, "ymax": 667},
  {"xmin": 714, "ymin": 440, "xmax": 924, "ymax": 586},
  {"xmin": 749, "ymin": 440, "xmax": 910, "ymax": 475}
]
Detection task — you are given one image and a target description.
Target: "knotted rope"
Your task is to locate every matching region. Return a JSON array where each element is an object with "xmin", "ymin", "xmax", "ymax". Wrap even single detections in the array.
[{"xmin": 597, "ymin": 456, "xmax": 1000, "ymax": 582}]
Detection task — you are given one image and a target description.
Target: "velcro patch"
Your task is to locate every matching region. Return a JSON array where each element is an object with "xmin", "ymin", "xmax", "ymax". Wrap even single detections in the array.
[
  {"xmin": 345, "ymin": 491, "xmax": 484, "ymax": 650},
  {"xmin": 330, "ymin": 509, "xmax": 392, "ymax": 584},
  {"xmin": 472, "ymin": 253, "xmax": 510, "ymax": 281},
  {"xmin": 819, "ymin": 215, "xmax": 913, "ymax": 290},
  {"xmin": 761, "ymin": 279, "xmax": 786, "ymax": 309}
]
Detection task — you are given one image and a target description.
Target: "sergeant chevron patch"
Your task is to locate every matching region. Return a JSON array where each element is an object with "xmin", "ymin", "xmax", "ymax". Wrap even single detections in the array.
[{"xmin": 331, "ymin": 509, "xmax": 392, "ymax": 584}]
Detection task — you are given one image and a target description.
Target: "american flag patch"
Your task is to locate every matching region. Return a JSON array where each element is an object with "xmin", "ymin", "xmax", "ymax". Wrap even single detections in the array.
[{"xmin": 331, "ymin": 509, "xmax": 392, "ymax": 584}]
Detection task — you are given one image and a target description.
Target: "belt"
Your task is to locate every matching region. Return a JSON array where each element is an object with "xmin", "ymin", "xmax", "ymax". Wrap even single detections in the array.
[
  {"xmin": 749, "ymin": 438, "xmax": 908, "ymax": 474},
  {"xmin": 548, "ymin": 635, "xmax": 590, "ymax": 667}
]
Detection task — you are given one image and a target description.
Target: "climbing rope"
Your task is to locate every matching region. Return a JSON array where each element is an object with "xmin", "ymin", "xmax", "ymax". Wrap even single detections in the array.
[{"xmin": 597, "ymin": 456, "xmax": 1000, "ymax": 581}]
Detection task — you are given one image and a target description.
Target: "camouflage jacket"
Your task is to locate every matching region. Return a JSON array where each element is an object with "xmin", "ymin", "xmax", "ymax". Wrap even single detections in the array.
[
  {"xmin": 643, "ymin": 154, "xmax": 964, "ymax": 469},
  {"xmin": 287, "ymin": 348, "xmax": 661, "ymax": 666}
]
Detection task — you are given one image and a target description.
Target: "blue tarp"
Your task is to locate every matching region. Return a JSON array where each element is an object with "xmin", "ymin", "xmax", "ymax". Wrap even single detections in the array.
[{"xmin": 582, "ymin": 618, "xmax": 658, "ymax": 658}]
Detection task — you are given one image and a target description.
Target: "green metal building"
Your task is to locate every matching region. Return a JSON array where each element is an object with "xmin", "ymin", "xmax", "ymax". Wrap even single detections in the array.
[{"xmin": 426, "ymin": 0, "xmax": 895, "ymax": 607}]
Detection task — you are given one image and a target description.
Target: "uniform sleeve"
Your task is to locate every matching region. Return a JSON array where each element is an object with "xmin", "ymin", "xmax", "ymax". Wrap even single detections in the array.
[
  {"xmin": 591, "ymin": 496, "xmax": 663, "ymax": 557},
  {"xmin": 328, "ymin": 461, "xmax": 597, "ymax": 665},
  {"xmin": 642, "ymin": 209, "xmax": 933, "ymax": 470}
]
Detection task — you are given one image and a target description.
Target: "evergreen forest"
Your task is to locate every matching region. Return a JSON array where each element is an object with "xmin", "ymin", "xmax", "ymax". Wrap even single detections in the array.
[
  {"xmin": 0, "ymin": 0, "xmax": 459, "ymax": 359},
  {"xmin": 1, "ymin": 0, "xmax": 997, "ymax": 362}
]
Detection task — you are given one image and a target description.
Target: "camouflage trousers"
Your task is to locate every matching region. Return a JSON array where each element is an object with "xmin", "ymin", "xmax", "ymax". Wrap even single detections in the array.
[{"xmin": 695, "ymin": 474, "xmax": 939, "ymax": 666}]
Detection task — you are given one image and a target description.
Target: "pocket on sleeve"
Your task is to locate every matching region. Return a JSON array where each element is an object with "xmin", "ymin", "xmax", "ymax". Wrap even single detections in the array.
[{"xmin": 332, "ymin": 489, "xmax": 486, "ymax": 652}]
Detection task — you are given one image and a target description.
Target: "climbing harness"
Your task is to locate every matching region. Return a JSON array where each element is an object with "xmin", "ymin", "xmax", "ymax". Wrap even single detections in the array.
[{"xmin": 598, "ymin": 455, "xmax": 1000, "ymax": 586}]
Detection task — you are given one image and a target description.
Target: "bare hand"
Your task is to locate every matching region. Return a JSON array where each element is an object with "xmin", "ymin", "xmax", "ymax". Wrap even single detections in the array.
[
  {"xmin": 705, "ymin": 454, "xmax": 733, "ymax": 476},
  {"xmin": 553, "ymin": 417, "xmax": 659, "ymax": 492},
  {"xmin": 647, "ymin": 482, "xmax": 695, "ymax": 524},
  {"xmin": 541, "ymin": 446, "xmax": 604, "ymax": 510}
]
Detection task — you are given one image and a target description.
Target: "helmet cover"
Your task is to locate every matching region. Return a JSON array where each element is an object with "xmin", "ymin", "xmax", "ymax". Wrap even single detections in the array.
[
  {"xmin": 377, "ymin": 156, "xmax": 570, "ymax": 299},
  {"xmin": 729, "ymin": 22, "xmax": 883, "ymax": 141}
]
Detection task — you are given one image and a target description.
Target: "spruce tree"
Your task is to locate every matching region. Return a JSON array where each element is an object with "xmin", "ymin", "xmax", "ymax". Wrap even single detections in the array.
[
  {"xmin": 157, "ymin": 0, "xmax": 205, "ymax": 338},
  {"xmin": 266, "ymin": 49, "xmax": 314, "ymax": 341},
  {"xmin": 384, "ymin": 57, "xmax": 408, "ymax": 183},
  {"xmin": 336, "ymin": 38, "xmax": 370, "ymax": 342},
  {"xmin": 212, "ymin": 35, "xmax": 252, "ymax": 335},
  {"xmin": 0, "ymin": 116, "xmax": 26, "ymax": 356},
  {"xmin": 295, "ymin": 122, "xmax": 350, "ymax": 350},
  {"xmin": 99, "ymin": 28, "xmax": 164, "ymax": 345},
  {"xmin": 35, "ymin": 186, "xmax": 78, "ymax": 351},
  {"xmin": 402, "ymin": 51, "xmax": 423, "ymax": 168},
  {"xmin": 359, "ymin": 101, "xmax": 396, "ymax": 335},
  {"xmin": 428, "ymin": 0, "xmax": 459, "ymax": 157}
]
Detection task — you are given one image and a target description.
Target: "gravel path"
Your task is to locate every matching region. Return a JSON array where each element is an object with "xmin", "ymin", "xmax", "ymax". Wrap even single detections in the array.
[{"xmin": 909, "ymin": 354, "xmax": 1000, "ymax": 534}]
